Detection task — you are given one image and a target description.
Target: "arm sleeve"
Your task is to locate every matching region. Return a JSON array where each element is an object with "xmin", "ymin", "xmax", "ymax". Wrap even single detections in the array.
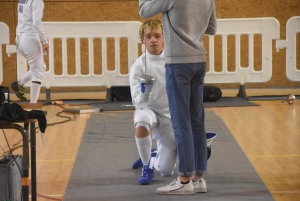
[
  {"xmin": 205, "ymin": 4, "xmax": 217, "ymax": 35},
  {"xmin": 32, "ymin": 0, "xmax": 48, "ymax": 44},
  {"xmin": 129, "ymin": 58, "xmax": 151, "ymax": 109},
  {"xmin": 139, "ymin": 0, "xmax": 174, "ymax": 18}
]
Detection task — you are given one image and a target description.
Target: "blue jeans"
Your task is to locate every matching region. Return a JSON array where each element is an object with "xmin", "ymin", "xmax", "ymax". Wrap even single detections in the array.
[{"xmin": 165, "ymin": 63, "xmax": 207, "ymax": 177}]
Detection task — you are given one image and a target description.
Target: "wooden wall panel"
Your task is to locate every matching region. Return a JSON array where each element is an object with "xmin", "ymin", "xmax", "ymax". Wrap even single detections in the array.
[{"xmin": 0, "ymin": 0, "xmax": 299, "ymax": 92}]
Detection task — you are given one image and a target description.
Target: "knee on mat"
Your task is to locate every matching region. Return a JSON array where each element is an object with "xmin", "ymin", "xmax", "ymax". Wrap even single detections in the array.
[{"xmin": 158, "ymin": 168, "xmax": 175, "ymax": 177}]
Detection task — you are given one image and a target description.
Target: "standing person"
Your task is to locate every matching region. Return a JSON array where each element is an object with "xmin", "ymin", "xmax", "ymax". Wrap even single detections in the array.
[
  {"xmin": 11, "ymin": 0, "xmax": 48, "ymax": 103},
  {"xmin": 138, "ymin": 0, "xmax": 217, "ymax": 195},
  {"xmin": 129, "ymin": 18, "xmax": 177, "ymax": 185}
]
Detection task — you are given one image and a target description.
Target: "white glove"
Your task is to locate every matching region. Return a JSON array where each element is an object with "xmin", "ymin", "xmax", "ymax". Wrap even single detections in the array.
[{"xmin": 140, "ymin": 83, "xmax": 153, "ymax": 94}]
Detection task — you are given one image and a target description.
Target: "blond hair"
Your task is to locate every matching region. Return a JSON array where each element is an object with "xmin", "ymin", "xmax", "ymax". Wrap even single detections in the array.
[{"xmin": 139, "ymin": 18, "xmax": 163, "ymax": 43}]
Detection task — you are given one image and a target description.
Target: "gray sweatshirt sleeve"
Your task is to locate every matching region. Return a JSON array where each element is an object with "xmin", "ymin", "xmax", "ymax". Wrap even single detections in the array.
[
  {"xmin": 139, "ymin": 0, "xmax": 173, "ymax": 18},
  {"xmin": 32, "ymin": 0, "xmax": 48, "ymax": 44},
  {"xmin": 205, "ymin": 4, "xmax": 217, "ymax": 35}
]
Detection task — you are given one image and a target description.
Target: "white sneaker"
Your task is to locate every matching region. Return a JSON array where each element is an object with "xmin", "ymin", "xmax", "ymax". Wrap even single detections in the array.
[
  {"xmin": 193, "ymin": 178, "xmax": 207, "ymax": 193},
  {"xmin": 156, "ymin": 177, "xmax": 195, "ymax": 195}
]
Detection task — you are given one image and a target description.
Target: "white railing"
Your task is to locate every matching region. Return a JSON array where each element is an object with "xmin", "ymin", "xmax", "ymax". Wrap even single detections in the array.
[
  {"xmin": 0, "ymin": 22, "xmax": 10, "ymax": 85},
  {"xmin": 205, "ymin": 17, "xmax": 280, "ymax": 84},
  {"xmin": 6, "ymin": 21, "xmax": 142, "ymax": 88},
  {"xmin": 1, "ymin": 17, "xmax": 298, "ymax": 87},
  {"xmin": 276, "ymin": 16, "xmax": 300, "ymax": 82}
]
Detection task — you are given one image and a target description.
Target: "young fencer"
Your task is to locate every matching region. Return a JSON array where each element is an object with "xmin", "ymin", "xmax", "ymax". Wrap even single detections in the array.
[
  {"xmin": 11, "ymin": 0, "xmax": 49, "ymax": 103},
  {"xmin": 129, "ymin": 18, "xmax": 177, "ymax": 185}
]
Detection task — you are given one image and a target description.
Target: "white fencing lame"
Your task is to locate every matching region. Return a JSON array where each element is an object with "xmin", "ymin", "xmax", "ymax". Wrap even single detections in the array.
[
  {"xmin": 276, "ymin": 16, "xmax": 300, "ymax": 82},
  {"xmin": 0, "ymin": 22, "xmax": 10, "ymax": 85}
]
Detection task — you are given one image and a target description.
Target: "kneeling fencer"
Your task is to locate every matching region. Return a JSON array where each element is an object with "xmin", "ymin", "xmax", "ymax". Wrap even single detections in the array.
[
  {"xmin": 129, "ymin": 19, "xmax": 217, "ymax": 185},
  {"xmin": 129, "ymin": 19, "xmax": 177, "ymax": 185}
]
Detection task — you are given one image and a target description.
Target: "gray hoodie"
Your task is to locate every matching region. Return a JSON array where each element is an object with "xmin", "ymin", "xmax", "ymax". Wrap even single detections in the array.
[{"xmin": 139, "ymin": 0, "xmax": 217, "ymax": 64}]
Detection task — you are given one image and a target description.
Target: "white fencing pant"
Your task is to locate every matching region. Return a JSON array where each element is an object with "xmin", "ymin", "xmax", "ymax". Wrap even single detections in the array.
[
  {"xmin": 17, "ymin": 33, "xmax": 46, "ymax": 83},
  {"xmin": 134, "ymin": 108, "xmax": 177, "ymax": 176}
]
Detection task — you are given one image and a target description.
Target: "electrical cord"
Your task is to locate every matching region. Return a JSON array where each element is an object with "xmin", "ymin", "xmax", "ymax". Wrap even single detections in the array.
[
  {"xmin": 0, "ymin": 104, "xmax": 76, "ymax": 201},
  {"xmin": 0, "ymin": 144, "xmax": 10, "ymax": 158},
  {"xmin": 1, "ymin": 104, "xmax": 76, "ymax": 158},
  {"xmin": 48, "ymin": 104, "xmax": 75, "ymax": 126},
  {"xmin": 34, "ymin": 104, "xmax": 76, "ymax": 131}
]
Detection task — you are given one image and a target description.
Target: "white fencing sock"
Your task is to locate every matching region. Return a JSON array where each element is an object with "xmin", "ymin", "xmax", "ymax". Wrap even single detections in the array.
[
  {"xmin": 30, "ymin": 81, "xmax": 41, "ymax": 103},
  {"xmin": 135, "ymin": 135, "xmax": 152, "ymax": 166},
  {"xmin": 20, "ymin": 71, "xmax": 32, "ymax": 85}
]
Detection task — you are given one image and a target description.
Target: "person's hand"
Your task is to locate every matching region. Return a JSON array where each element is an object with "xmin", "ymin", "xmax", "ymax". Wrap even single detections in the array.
[
  {"xmin": 43, "ymin": 43, "xmax": 49, "ymax": 55},
  {"xmin": 141, "ymin": 83, "xmax": 153, "ymax": 94}
]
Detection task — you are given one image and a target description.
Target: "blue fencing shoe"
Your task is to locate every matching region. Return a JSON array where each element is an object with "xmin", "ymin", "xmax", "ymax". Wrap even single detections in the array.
[
  {"xmin": 132, "ymin": 148, "xmax": 157, "ymax": 169},
  {"xmin": 206, "ymin": 133, "xmax": 217, "ymax": 146},
  {"xmin": 132, "ymin": 158, "xmax": 143, "ymax": 169},
  {"xmin": 138, "ymin": 165, "xmax": 154, "ymax": 185},
  {"xmin": 206, "ymin": 133, "xmax": 217, "ymax": 160}
]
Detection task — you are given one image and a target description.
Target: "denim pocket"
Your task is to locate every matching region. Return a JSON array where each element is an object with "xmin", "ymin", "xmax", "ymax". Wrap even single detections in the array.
[
  {"xmin": 175, "ymin": 64, "xmax": 192, "ymax": 84},
  {"xmin": 195, "ymin": 63, "xmax": 206, "ymax": 84},
  {"xmin": 175, "ymin": 65, "xmax": 190, "ymax": 84}
]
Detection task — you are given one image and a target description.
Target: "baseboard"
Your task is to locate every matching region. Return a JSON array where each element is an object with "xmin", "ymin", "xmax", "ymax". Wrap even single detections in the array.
[
  {"xmin": 221, "ymin": 87, "xmax": 300, "ymax": 97},
  {"xmin": 8, "ymin": 87, "xmax": 300, "ymax": 101},
  {"xmin": 9, "ymin": 91, "xmax": 106, "ymax": 101}
]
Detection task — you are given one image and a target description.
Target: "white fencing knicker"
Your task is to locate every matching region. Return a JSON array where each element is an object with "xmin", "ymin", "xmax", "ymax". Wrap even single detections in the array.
[{"xmin": 16, "ymin": 32, "xmax": 46, "ymax": 83}]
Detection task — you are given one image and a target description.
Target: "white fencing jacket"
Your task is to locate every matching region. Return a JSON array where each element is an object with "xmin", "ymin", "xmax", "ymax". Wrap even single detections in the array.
[
  {"xmin": 129, "ymin": 50, "xmax": 171, "ymax": 125},
  {"xmin": 17, "ymin": 0, "xmax": 48, "ymax": 44}
]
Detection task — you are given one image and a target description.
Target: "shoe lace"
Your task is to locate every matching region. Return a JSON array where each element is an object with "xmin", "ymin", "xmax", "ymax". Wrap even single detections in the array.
[
  {"xmin": 170, "ymin": 178, "xmax": 179, "ymax": 186},
  {"xmin": 142, "ymin": 166, "xmax": 150, "ymax": 176},
  {"xmin": 17, "ymin": 84, "xmax": 24, "ymax": 93}
]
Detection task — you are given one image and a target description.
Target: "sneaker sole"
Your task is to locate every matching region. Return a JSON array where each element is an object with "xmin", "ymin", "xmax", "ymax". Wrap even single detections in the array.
[
  {"xmin": 139, "ymin": 180, "xmax": 153, "ymax": 185},
  {"xmin": 195, "ymin": 188, "xmax": 207, "ymax": 193},
  {"xmin": 138, "ymin": 172, "xmax": 154, "ymax": 185},
  {"xmin": 139, "ymin": 175, "xmax": 153, "ymax": 185},
  {"xmin": 11, "ymin": 82, "xmax": 27, "ymax": 101},
  {"xmin": 139, "ymin": 178, "xmax": 153, "ymax": 185},
  {"xmin": 156, "ymin": 190, "xmax": 195, "ymax": 195}
]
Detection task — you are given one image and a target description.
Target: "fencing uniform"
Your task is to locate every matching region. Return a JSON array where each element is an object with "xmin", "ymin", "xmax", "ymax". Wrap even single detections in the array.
[
  {"xmin": 15, "ymin": 0, "xmax": 47, "ymax": 102},
  {"xmin": 130, "ymin": 50, "xmax": 177, "ymax": 176}
]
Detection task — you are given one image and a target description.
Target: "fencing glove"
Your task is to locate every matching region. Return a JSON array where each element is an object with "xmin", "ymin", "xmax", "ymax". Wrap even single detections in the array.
[
  {"xmin": 139, "ymin": 74, "xmax": 155, "ymax": 95},
  {"xmin": 141, "ymin": 83, "xmax": 154, "ymax": 94}
]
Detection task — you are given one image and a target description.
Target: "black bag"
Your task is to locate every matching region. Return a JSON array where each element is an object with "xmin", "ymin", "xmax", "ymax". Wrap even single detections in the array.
[
  {"xmin": 203, "ymin": 85, "xmax": 222, "ymax": 102},
  {"xmin": 112, "ymin": 86, "xmax": 132, "ymax": 101},
  {"xmin": 0, "ymin": 102, "xmax": 29, "ymax": 121}
]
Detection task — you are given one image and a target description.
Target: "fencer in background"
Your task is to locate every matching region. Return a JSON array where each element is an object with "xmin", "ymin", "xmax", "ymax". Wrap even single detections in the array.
[
  {"xmin": 129, "ymin": 18, "xmax": 177, "ymax": 185},
  {"xmin": 11, "ymin": 0, "xmax": 48, "ymax": 103}
]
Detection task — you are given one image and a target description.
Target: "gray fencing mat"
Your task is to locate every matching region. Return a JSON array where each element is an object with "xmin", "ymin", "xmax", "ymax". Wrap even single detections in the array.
[{"xmin": 63, "ymin": 111, "xmax": 273, "ymax": 201}]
